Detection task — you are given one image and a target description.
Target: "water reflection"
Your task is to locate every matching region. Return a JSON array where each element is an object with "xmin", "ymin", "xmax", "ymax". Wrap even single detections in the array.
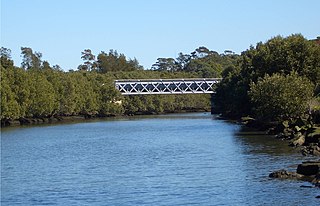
[{"xmin": 235, "ymin": 127, "xmax": 299, "ymax": 155}]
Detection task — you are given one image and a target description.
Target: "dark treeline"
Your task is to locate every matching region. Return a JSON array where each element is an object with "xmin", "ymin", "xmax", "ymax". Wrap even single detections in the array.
[{"xmin": 1, "ymin": 46, "xmax": 238, "ymax": 125}]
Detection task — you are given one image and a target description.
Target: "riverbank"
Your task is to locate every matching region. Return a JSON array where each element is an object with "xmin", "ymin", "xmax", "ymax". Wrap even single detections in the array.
[
  {"xmin": 269, "ymin": 160, "xmax": 320, "ymax": 189},
  {"xmin": 241, "ymin": 117, "xmax": 320, "ymax": 156},
  {"xmin": 240, "ymin": 116, "xmax": 320, "ymax": 192},
  {"xmin": 0, "ymin": 109, "xmax": 210, "ymax": 127}
]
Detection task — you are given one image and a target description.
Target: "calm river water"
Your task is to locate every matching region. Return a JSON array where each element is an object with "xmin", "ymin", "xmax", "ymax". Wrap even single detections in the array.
[{"xmin": 1, "ymin": 113, "xmax": 319, "ymax": 205}]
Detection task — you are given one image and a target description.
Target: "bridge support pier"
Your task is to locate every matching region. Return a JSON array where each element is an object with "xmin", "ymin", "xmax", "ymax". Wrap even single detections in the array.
[{"xmin": 210, "ymin": 93, "xmax": 216, "ymax": 114}]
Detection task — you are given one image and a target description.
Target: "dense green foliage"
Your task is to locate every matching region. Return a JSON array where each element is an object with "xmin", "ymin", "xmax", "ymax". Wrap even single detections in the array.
[
  {"xmin": 151, "ymin": 46, "xmax": 239, "ymax": 77},
  {"xmin": 77, "ymin": 49, "xmax": 143, "ymax": 72},
  {"xmin": 1, "ymin": 45, "xmax": 239, "ymax": 124},
  {"xmin": 1, "ymin": 47, "xmax": 223, "ymax": 124},
  {"xmin": 1, "ymin": 34, "xmax": 319, "ymax": 125},
  {"xmin": 1, "ymin": 66, "xmax": 212, "ymax": 122},
  {"xmin": 214, "ymin": 34, "xmax": 320, "ymax": 121},
  {"xmin": 249, "ymin": 73, "xmax": 314, "ymax": 121}
]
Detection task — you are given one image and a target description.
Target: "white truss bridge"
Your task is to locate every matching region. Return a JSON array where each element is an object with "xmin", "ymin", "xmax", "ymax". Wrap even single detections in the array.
[{"xmin": 114, "ymin": 78, "xmax": 221, "ymax": 95}]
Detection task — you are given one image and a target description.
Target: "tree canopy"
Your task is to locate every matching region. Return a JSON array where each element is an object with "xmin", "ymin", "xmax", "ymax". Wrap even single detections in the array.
[
  {"xmin": 249, "ymin": 73, "xmax": 314, "ymax": 121},
  {"xmin": 214, "ymin": 34, "xmax": 320, "ymax": 121},
  {"xmin": 151, "ymin": 46, "xmax": 239, "ymax": 77}
]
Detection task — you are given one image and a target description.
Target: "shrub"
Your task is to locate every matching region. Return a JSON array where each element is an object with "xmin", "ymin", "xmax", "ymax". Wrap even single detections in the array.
[{"xmin": 249, "ymin": 72, "xmax": 314, "ymax": 121}]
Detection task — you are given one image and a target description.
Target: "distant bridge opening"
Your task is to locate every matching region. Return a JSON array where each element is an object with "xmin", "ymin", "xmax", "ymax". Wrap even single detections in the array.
[{"xmin": 114, "ymin": 78, "xmax": 221, "ymax": 95}]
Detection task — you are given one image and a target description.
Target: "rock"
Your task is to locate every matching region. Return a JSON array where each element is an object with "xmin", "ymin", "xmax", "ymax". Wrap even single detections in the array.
[
  {"xmin": 7, "ymin": 120, "xmax": 21, "ymax": 126},
  {"xmin": 306, "ymin": 127, "xmax": 320, "ymax": 144},
  {"xmin": 283, "ymin": 128, "xmax": 293, "ymax": 139},
  {"xmin": 297, "ymin": 161, "xmax": 320, "ymax": 176},
  {"xmin": 269, "ymin": 169, "xmax": 303, "ymax": 179},
  {"xmin": 301, "ymin": 146, "xmax": 310, "ymax": 156},
  {"xmin": 312, "ymin": 174, "xmax": 320, "ymax": 187},
  {"xmin": 300, "ymin": 185, "xmax": 314, "ymax": 188},
  {"xmin": 241, "ymin": 116, "xmax": 255, "ymax": 124},
  {"xmin": 294, "ymin": 117, "xmax": 307, "ymax": 128},
  {"xmin": 312, "ymin": 149, "xmax": 320, "ymax": 156},
  {"xmin": 300, "ymin": 144, "xmax": 320, "ymax": 156},
  {"xmin": 294, "ymin": 125, "xmax": 302, "ymax": 132},
  {"xmin": 290, "ymin": 134, "xmax": 305, "ymax": 147},
  {"xmin": 19, "ymin": 117, "xmax": 31, "ymax": 125},
  {"xmin": 48, "ymin": 117, "xmax": 59, "ymax": 122}
]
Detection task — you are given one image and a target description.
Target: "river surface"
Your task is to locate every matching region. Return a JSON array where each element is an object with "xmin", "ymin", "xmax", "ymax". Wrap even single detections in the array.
[{"xmin": 1, "ymin": 113, "xmax": 319, "ymax": 205}]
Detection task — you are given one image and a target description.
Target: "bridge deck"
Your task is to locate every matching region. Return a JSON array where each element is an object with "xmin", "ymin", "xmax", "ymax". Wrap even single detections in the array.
[{"xmin": 115, "ymin": 78, "xmax": 221, "ymax": 95}]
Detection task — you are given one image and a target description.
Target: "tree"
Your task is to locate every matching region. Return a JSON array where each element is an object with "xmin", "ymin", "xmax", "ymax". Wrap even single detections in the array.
[
  {"xmin": 27, "ymin": 71, "xmax": 56, "ymax": 117},
  {"xmin": 151, "ymin": 58, "xmax": 178, "ymax": 72},
  {"xmin": 176, "ymin": 53, "xmax": 191, "ymax": 71},
  {"xmin": 0, "ymin": 47, "xmax": 11, "ymax": 59},
  {"xmin": 191, "ymin": 46, "xmax": 212, "ymax": 58},
  {"xmin": 239, "ymin": 34, "xmax": 320, "ymax": 84},
  {"xmin": 128, "ymin": 58, "xmax": 143, "ymax": 71},
  {"xmin": 249, "ymin": 73, "xmax": 314, "ymax": 121},
  {"xmin": 0, "ymin": 47, "xmax": 14, "ymax": 69},
  {"xmin": 58, "ymin": 73, "xmax": 78, "ymax": 115},
  {"xmin": 162, "ymin": 47, "xmax": 240, "ymax": 78},
  {"xmin": 11, "ymin": 68, "xmax": 32, "ymax": 117},
  {"xmin": 21, "ymin": 47, "xmax": 42, "ymax": 70},
  {"xmin": 0, "ymin": 67, "xmax": 21, "ymax": 120},
  {"xmin": 215, "ymin": 34, "xmax": 320, "ymax": 118},
  {"xmin": 79, "ymin": 49, "xmax": 97, "ymax": 71},
  {"xmin": 42, "ymin": 61, "xmax": 51, "ymax": 70},
  {"xmin": 99, "ymin": 81, "xmax": 124, "ymax": 115},
  {"xmin": 97, "ymin": 50, "xmax": 143, "ymax": 73}
]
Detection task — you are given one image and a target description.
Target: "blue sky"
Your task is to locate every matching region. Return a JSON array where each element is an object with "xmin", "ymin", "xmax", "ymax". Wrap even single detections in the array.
[{"xmin": 1, "ymin": 0, "xmax": 319, "ymax": 70}]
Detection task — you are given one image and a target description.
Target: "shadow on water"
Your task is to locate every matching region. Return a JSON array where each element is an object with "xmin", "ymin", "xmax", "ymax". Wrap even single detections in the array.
[{"xmin": 234, "ymin": 126, "xmax": 299, "ymax": 156}]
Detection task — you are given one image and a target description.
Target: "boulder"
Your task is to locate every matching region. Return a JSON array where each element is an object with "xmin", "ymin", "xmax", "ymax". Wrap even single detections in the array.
[
  {"xmin": 269, "ymin": 169, "xmax": 303, "ymax": 179},
  {"xmin": 312, "ymin": 149, "xmax": 320, "ymax": 156},
  {"xmin": 301, "ymin": 147, "xmax": 309, "ymax": 156},
  {"xmin": 311, "ymin": 174, "xmax": 320, "ymax": 187},
  {"xmin": 19, "ymin": 117, "xmax": 31, "ymax": 125},
  {"xmin": 283, "ymin": 128, "xmax": 293, "ymax": 139},
  {"xmin": 297, "ymin": 161, "xmax": 320, "ymax": 176},
  {"xmin": 306, "ymin": 127, "xmax": 320, "ymax": 144},
  {"xmin": 290, "ymin": 133, "xmax": 305, "ymax": 147},
  {"xmin": 7, "ymin": 120, "xmax": 21, "ymax": 126}
]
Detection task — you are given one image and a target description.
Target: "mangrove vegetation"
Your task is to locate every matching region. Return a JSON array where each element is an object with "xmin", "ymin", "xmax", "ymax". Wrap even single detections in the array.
[
  {"xmin": 1, "ymin": 34, "xmax": 320, "ymax": 128},
  {"xmin": 1, "ymin": 45, "xmax": 238, "ymax": 125}
]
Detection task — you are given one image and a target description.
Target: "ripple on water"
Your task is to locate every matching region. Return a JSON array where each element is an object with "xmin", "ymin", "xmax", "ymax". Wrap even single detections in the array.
[{"xmin": 1, "ymin": 113, "xmax": 319, "ymax": 206}]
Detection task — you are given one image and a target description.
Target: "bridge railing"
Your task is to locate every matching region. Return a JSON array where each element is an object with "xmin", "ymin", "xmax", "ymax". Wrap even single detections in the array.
[{"xmin": 114, "ymin": 78, "xmax": 222, "ymax": 95}]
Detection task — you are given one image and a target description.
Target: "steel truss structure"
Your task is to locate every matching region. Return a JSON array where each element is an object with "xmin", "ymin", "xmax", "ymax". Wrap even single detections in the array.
[{"xmin": 114, "ymin": 78, "xmax": 221, "ymax": 95}]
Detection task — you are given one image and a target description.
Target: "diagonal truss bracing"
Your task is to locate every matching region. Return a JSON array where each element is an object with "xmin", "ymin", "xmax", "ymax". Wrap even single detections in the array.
[{"xmin": 114, "ymin": 78, "xmax": 221, "ymax": 95}]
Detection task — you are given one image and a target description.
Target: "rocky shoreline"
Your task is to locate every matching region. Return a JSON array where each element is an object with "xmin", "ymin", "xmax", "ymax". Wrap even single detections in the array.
[
  {"xmin": 241, "ymin": 117, "xmax": 320, "ymax": 198},
  {"xmin": 242, "ymin": 116, "xmax": 320, "ymax": 156},
  {"xmin": 269, "ymin": 161, "xmax": 320, "ymax": 187},
  {"xmin": 269, "ymin": 161, "xmax": 320, "ymax": 198}
]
